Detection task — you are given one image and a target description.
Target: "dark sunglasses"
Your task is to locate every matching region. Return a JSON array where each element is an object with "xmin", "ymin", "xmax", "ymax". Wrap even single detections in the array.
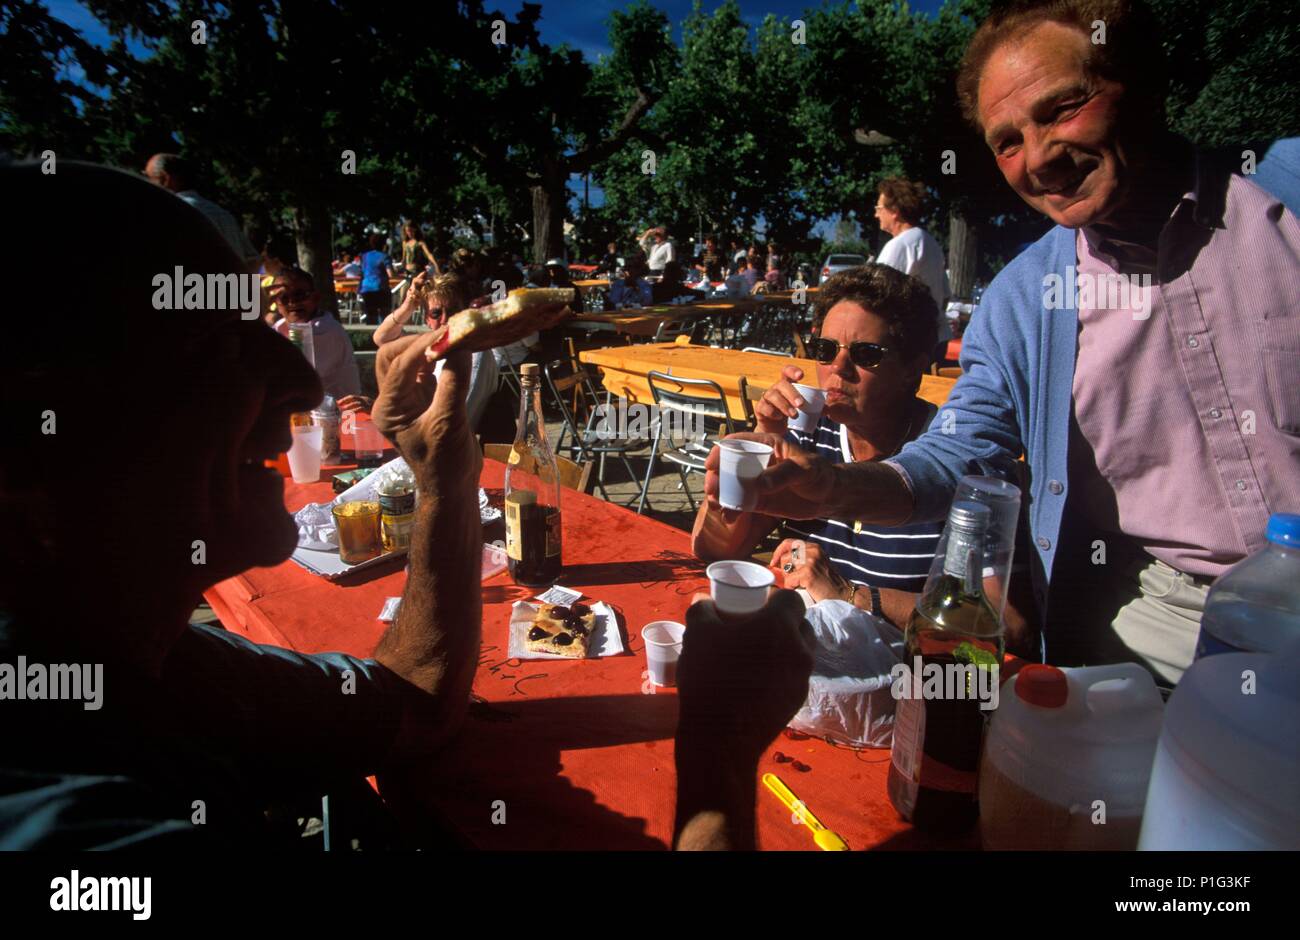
[{"xmin": 809, "ymin": 337, "xmax": 892, "ymax": 369}]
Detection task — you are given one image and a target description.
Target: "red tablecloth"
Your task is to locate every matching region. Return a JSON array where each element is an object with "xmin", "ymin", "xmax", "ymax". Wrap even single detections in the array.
[{"xmin": 205, "ymin": 459, "xmax": 972, "ymax": 850}]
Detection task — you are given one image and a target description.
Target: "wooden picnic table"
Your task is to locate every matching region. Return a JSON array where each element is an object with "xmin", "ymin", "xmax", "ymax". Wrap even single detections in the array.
[
  {"xmin": 569, "ymin": 298, "xmax": 775, "ymax": 337},
  {"xmin": 579, "ymin": 342, "xmax": 957, "ymax": 421}
]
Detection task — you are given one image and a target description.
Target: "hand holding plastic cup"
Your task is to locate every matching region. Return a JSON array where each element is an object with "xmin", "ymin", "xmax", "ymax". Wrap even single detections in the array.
[
  {"xmin": 716, "ymin": 439, "xmax": 773, "ymax": 511},
  {"xmin": 286, "ymin": 424, "xmax": 323, "ymax": 483},
  {"xmin": 787, "ymin": 383, "xmax": 826, "ymax": 433},
  {"xmin": 707, "ymin": 560, "xmax": 776, "ymax": 615},
  {"xmin": 642, "ymin": 621, "xmax": 686, "ymax": 687}
]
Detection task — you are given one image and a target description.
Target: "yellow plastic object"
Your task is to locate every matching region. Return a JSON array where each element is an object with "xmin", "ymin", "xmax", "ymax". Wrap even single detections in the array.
[{"xmin": 762, "ymin": 772, "xmax": 850, "ymax": 851}]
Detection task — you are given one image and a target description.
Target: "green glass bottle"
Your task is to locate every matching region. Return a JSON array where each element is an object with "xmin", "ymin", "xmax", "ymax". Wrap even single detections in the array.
[{"xmin": 888, "ymin": 500, "xmax": 1004, "ymax": 833}]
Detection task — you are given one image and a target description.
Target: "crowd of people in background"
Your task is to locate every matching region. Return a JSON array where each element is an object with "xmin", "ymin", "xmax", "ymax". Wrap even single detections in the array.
[{"xmin": 140, "ymin": 145, "xmax": 960, "ymax": 454}]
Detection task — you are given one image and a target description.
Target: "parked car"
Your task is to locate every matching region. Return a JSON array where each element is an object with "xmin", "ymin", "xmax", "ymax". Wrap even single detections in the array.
[{"xmin": 818, "ymin": 253, "xmax": 870, "ymax": 284}]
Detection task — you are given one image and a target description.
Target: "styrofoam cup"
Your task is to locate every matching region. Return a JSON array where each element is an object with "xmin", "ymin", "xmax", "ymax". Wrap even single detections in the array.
[
  {"xmin": 716, "ymin": 440, "xmax": 773, "ymax": 511},
  {"xmin": 707, "ymin": 560, "xmax": 775, "ymax": 615},
  {"xmin": 643, "ymin": 621, "xmax": 686, "ymax": 687},
  {"xmin": 787, "ymin": 383, "xmax": 826, "ymax": 433},
  {"xmin": 287, "ymin": 425, "xmax": 323, "ymax": 483}
]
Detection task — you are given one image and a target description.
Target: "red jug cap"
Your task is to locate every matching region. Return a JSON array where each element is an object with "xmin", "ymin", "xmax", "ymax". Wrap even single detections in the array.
[{"xmin": 1015, "ymin": 663, "xmax": 1068, "ymax": 708}]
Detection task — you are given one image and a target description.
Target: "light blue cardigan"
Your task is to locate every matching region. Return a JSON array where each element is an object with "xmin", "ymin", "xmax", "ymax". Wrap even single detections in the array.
[{"xmin": 889, "ymin": 138, "xmax": 1300, "ymax": 633}]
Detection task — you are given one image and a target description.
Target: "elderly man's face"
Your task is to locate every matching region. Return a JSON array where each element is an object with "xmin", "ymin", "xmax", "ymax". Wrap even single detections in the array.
[{"xmin": 977, "ymin": 20, "xmax": 1132, "ymax": 229}]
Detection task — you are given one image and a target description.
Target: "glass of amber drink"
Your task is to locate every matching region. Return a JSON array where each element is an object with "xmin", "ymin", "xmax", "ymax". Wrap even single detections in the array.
[{"xmin": 332, "ymin": 501, "xmax": 383, "ymax": 564}]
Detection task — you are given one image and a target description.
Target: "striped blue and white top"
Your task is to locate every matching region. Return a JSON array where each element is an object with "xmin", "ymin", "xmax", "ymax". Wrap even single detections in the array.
[{"xmin": 783, "ymin": 406, "xmax": 943, "ymax": 594}]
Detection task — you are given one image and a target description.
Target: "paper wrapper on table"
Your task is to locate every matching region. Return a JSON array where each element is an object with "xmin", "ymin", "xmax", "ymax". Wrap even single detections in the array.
[
  {"xmin": 787, "ymin": 599, "xmax": 905, "ymax": 749},
  {"xmin": 507, "ymin": 600, "xmax": 625, "ymax": 660}
]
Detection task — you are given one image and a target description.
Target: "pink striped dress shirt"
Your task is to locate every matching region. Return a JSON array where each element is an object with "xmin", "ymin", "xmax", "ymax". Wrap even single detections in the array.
[{"xmin": 1068, "ymin": 166, "xmax": 1300, "ymax": 578}]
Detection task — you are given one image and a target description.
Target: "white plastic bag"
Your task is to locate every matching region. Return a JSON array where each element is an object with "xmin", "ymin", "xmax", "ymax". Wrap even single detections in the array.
[{"xmin": 788, "ymin": 599, "xmax": 905, "ymax": 748}]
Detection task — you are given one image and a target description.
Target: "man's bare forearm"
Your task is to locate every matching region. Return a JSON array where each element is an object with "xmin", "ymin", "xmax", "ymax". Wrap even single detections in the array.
[
  {"xmin": 374, "ymin": 480, "xmax": 482, "ymax": 757},
  {"xmin": 822, "ymin": 460, "xmax": 915, "ymax": 526}
]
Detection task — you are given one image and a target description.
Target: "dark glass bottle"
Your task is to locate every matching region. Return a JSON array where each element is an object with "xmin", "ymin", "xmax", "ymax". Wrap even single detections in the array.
[
  {"xmin": 504, "ymin": 364, "xmax": 562, "ymax": 587},
  {"xmin": 888, "ymin": 501, "xmax": 1004, "ymax": 833}
]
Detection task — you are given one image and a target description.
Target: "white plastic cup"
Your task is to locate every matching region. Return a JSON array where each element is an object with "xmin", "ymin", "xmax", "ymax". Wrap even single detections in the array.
[
  {"xmin": 287, "ymin": 425, "xmax": 323, "ymax": 483},
  {"xmin": 787, "ymin": 383, "xmax": 826, "ymax": 433},
  {"xmin": 353, "ymin": 417, "xmax": 386, "ymax": 459},
  {"xmin": 707, "ymin": 560, "xmax": 775, "ymax": 615},
  {"xmin": 643, "ymin": 621, "xmax": 686, "ymax": 687},
  {"xmin": 716, "ymin": 440, "xmax": 773, "ymax": 511}
]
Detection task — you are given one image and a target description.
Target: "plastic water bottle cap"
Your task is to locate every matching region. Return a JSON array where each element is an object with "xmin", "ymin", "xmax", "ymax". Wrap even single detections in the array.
[
  {"xmin": 1014, "ymin": 663, "xmax": 1068, "ymax": 708},
  {"xmin": 1265, "ymin": 513, "xmax": 1300, "ymax": 548}
]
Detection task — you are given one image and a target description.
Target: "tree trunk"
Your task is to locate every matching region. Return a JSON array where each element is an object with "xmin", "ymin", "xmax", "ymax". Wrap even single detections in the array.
[
  {"xmin": 292, "ymin": 203, "xmax": 338, "ymax": 318},
  {"xmin": 530, "ymin": 175, "xmax": 567, "ymax": 264},
  {"xmin": 947, "ymin": 209, "xmax": 978, "ymax": 302}
]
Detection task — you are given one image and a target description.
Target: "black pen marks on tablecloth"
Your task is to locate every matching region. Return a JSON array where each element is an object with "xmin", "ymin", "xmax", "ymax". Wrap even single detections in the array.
[
  {"xmin": 512, "ymin": 673, "xmax": 548, "ymax": 696},
  {"xmin": 479, "ymin": 644, "xmax": 548, "ymax": 697}
]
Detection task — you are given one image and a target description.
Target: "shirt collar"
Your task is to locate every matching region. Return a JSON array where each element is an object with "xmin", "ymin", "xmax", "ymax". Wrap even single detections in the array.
[{"xmin": 1080, "ymin": 145, "xmax": 1229, "ymax": 270}]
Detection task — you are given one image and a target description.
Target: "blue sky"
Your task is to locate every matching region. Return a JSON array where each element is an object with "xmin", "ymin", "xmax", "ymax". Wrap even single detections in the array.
[
  {"xmin": 498, "ymin": 0, "xmax": 947, "ymax": 60},
  {"xmin": 49, "ymin": 0, "xmax": 948, "ymax": 59}
]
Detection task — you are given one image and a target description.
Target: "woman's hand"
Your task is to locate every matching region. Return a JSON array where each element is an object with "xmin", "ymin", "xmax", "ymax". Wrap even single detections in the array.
[
  {"xmin": 337, "ymin": 394, "xmax": 373, "ymax": 415},
  {"xmin": 754, "ymin": 364, "xmax": 810, "ymax": 435},
  {"xmin": 772, "ymin": 538, "xmax": 849, "ymax": 603}
]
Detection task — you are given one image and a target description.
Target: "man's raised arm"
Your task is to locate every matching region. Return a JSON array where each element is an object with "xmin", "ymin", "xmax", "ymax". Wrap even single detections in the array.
[{"xmin": 369, "ymin": 335, "xmax": 483, "ymax": 759}]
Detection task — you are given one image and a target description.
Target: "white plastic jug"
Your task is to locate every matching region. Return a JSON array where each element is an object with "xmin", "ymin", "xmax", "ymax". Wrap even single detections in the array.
[
  {"xmin": 1138, "ymin": 646, "xmax": 1300, "ymax": 850},
  {"xmin": 980, "ymin": 663, "xmax": 1163, "ymax": 850}
]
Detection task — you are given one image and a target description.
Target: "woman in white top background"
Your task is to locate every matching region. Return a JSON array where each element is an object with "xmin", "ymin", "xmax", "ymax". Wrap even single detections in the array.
[{"xmin": 873, "ymin": 177, "xmax": 951, "ymax": 356}]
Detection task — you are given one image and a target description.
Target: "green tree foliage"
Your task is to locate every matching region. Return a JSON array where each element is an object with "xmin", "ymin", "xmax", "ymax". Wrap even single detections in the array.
[
  {"xmin": 0, "ymin": 0, "xmax": 115, "ymax": 158},
  {"xmin": 3, "ymin": 0, "xmax": 1295, "ymax": 286},
  {"xmin": 1151, "ymin": 0, "xmax": 1300, "ymax": 147}
]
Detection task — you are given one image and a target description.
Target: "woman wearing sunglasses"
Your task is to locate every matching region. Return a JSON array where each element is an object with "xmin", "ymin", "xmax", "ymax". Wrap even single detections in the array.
[{"xmin": 691, "ymin": 264, "xmax": 944, "ymax": 627}]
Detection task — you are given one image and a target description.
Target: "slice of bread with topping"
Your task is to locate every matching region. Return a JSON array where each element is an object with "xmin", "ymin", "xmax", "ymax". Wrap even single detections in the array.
[
  {"xmin": 524, "ymin": 602, "xmax": 596, "ymax": 659},
  {"xmin": 428, "ymin": 287, "xmax": 575, "ymax": 359}
]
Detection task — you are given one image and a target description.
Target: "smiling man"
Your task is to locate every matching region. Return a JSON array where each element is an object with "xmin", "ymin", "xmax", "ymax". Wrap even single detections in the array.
[{"xmin": 704, "ymin": 0, "xmax": 1300, "ymax": 686}]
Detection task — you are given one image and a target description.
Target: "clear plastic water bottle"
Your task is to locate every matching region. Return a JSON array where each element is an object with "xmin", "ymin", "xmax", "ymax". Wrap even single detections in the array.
[{"xmin": 1194, "ymin": 513, "xmax": 1300, "ymax": 658}]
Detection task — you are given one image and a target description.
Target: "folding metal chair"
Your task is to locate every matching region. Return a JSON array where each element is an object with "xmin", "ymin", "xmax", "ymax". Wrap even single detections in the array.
[
  {"xmin": 653, "ymin": 318, "xmax": 694, "ymax": 343},
  {"xmin": 639, "ymin": 371, "xmax": 739, "ymax": 514},
  {"xmin": 542, "ymin": 358, "xmax": 644, "ymax": 506}
]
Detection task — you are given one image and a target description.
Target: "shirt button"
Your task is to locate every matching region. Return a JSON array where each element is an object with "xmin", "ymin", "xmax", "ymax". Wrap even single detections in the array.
[
  {"xmin": 1048, "ymin": 480, "xmax": 1064, "ymax": 495},
  {"xmin": 1210, "ymin": 408, "xmax": 1222, "ymax": 419},
  {"xmin": 1236, "ymin": 480, "xmax": 1248, "ymax": 491},
  {"xmin": 1187, "ymin": 336, "xmax": 1200, "ymax": 348},
  {"xmin": 1036, "ymin": 537, "xmax": 1052, "ymax": 551}
]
